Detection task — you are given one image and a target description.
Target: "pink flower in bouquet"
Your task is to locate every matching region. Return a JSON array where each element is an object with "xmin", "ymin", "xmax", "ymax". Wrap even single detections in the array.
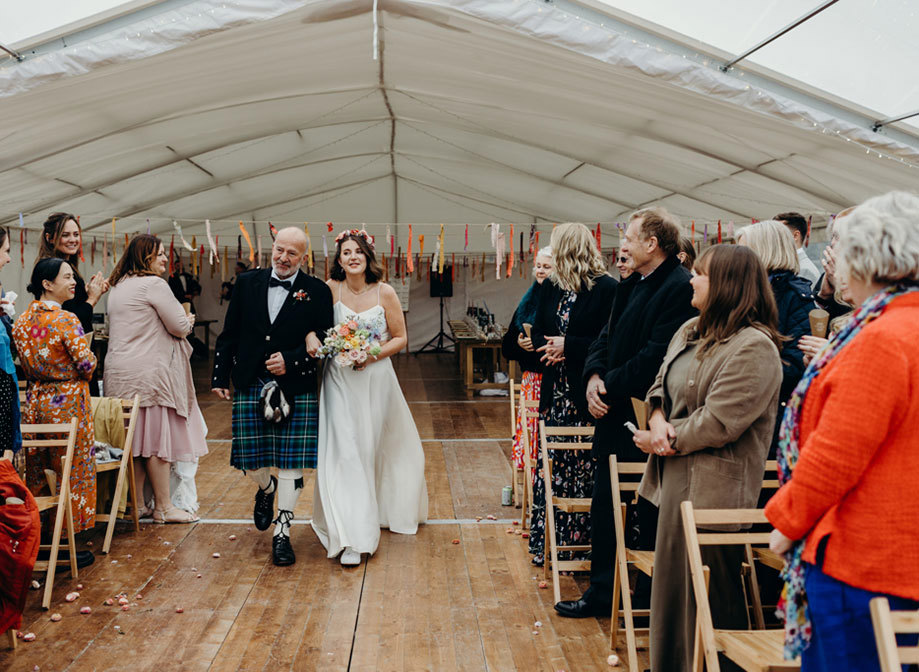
[
  {"xmin": 335, "ymin": 353, "xmax": 350, "ymax": 367},
  {"xmin": 347, "ymin": 320, "xmax": 358, "ymax": 330},
  {"xmin": 338, "ymin": 325, "xmax": 350, "ymax": 337},
  {"xmin": 348, "ymin": 349, "xmax": 363, "ymax": 362}
]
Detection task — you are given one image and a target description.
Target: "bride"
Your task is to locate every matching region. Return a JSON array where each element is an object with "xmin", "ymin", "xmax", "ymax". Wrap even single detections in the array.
[{"xmin": 309, "ymin": 229, "xmax": 428, "ymax": 566}]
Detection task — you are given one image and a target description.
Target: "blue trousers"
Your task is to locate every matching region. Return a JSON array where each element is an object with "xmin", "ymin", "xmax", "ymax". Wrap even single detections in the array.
[{"xmin": 803, "ymin": 563, "xmax": 919, "ymax": 672}]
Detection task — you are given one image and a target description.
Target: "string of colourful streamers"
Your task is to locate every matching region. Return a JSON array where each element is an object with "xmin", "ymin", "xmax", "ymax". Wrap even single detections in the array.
[
  {"xmin": 303, "ymin": 223, "xmax": 313, "ymax": 272},
  {"xmin": 173, "ymin": 220, "xmax": 194, "ymax": 251},
  {"xmin": 407, "ymin": 225, "xmax": 414, "ymax": 273},
  {"xmin": 206, "ymin": 220, "xmax": 219, "ymax": 264},
  {"xmin": 717, "ymin": 219, "xmax": 722, "ymax": 244},
  {"xmin": 437, "ymin": 224, "xmax": 445, "ymax": 275},
  {"xmin": 506, "ymin": 224, "xmax": 514, "ymax": 278},
  {"xmin": 239, "ymin": 222, "xmax": 255, "ymax": 264}
]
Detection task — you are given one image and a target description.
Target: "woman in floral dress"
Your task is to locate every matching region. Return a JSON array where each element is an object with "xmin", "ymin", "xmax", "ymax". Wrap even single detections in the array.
[
  {"xmin": 527, "ymin": 224, "xmax": 617, "ymax": 565},
  {"xmin": 13, "ymin": 258, "xmax": 97, "ymax": 534}
]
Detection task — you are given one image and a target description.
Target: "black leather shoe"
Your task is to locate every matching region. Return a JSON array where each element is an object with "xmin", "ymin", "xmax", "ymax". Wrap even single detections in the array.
[
  {"xmin": 37, "ymin": 549, "xmax": 95, "ymax": 569},
  {"xmin": 272, "ymin": 534, "xmax": 296, "ymax": 566},
  {"xmin": 253, "ymin": 476, "xmax": 277, "ymax": 531},
  {"xmin": 554, "ymin": 597, "xmax": 612, "ymax": 619}
]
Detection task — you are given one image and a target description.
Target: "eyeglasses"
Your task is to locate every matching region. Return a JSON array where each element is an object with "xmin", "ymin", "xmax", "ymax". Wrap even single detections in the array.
[{"xmin": 617, "ymin": 257, "xmax": 628, "ymax": 264}]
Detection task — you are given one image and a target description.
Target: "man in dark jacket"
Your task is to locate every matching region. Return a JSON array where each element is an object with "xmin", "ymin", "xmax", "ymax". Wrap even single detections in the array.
[
  {"xmin": 212, "ymin": 228, "xmax": 333, "ymax": 567},
  {"xmin": 555, "ymin": 207, "xmax": 697, "ymax": 618}
]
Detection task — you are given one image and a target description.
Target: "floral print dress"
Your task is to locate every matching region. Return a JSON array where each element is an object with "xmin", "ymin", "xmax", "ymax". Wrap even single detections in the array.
[
  {"xmin": 12, "ymin": 301, "xmax": 97, "ymax": 533},
  {"xmin": 528, "ymin": 290, "xmax": 593, "ymax": 561},
  {"xmin": 511, "ymin": 370, "xmax": 542, "ymax": 469}
]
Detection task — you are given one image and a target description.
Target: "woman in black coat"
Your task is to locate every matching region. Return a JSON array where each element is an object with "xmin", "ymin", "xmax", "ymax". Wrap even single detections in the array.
[
  {"xmin": 502, "ymin": 247, "xmax": 554, "ymax": 474},
  {"xmin": 526, "ymin": 223, "xmax": 617, "ymax": 565},
  {"xmin": 737, "ymin": 221, "xmax": 816, "ymax": 454}
]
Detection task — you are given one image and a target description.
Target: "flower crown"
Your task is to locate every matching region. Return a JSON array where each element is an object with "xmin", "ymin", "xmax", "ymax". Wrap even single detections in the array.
[{"xmin": 334, "ymin": 228, "xmax": 374, "ymax": 249}]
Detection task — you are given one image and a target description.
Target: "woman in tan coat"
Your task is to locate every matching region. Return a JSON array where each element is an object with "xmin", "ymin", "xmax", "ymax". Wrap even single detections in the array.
[
  {"xmin": 104, "ymin": 235, "xmax": 207, "ymax": 523},
  {"xmin": 633, "ymin": 244, "xmax": 783, "ymax": 672}
]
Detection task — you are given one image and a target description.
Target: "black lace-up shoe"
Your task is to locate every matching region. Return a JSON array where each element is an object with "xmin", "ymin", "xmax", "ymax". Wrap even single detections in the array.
[
  {"xmin": 272, "ymin": 534, "xmax": 296, "ymax": 566},
  {"xmin": 253, "ymin": 476, "xmax": 277, "ymax": 531}
]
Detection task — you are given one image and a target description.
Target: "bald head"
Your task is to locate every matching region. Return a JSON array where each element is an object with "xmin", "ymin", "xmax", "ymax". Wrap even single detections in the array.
[{"xmin": 272, "ymin": 227, "xmax": 308, "ymax": 278}]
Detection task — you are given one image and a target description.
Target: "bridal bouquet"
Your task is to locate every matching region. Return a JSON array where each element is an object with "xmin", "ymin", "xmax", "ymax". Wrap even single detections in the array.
[{"xmin": 316, "ymin": 318, "xmax": 383, "ymax": 369}]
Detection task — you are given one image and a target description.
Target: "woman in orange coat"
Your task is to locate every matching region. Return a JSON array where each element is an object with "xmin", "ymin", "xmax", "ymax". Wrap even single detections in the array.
[
  {"xmin": 766, "ymin": 191, "xmax": 919, "ymax": 672},
  {"xmin": 13, "ymin": 258, "xmax": 97, "ymax": 535}
]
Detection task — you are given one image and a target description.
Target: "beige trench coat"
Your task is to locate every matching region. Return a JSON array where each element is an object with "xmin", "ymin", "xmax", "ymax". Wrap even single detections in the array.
[{"xmin": 638, "ymin": 319, "xmax": 782, "ymax": 518}]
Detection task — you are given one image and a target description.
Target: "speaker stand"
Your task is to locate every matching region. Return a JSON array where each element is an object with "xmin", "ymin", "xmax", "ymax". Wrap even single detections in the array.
[{"xmin": 415, "ymin": 295, "xmax": 456, "ymax": 354}]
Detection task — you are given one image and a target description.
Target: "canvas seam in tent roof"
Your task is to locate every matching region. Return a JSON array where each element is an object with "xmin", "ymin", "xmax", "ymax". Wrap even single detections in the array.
[{"xmin": 3, "ymin": 0, "xmax": 918, "ymax": 166}]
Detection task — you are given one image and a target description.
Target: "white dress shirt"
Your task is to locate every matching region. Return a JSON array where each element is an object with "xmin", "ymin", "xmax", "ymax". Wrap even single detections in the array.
[
  {"xmin": 797, "ymin": 247, "xmax": 820, "ymax": 288},
  {"xmin": 267, "ymin": 269, "xmax": 298, "ymax": 324}
]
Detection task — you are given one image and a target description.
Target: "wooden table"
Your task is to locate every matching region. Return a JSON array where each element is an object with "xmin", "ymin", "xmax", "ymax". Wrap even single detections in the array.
[
  {"xmin": 194, "ymin": 319, "xmax": 218, "ymax": 351},
  {"xmin": 448, "ymin": 320, "xmax": 516, "ymax": 399}
]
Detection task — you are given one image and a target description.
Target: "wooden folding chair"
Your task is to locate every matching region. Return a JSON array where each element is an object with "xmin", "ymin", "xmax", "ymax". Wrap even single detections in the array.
[
  {"xmin": 609, "ymin": 455, "xmax": 653, "ymax": 669},
  {"xmin": 21, "ymin": 419, "xmax": 80, "ymax": 610},
  {"xmin": 509, "ymin": 379, "xmax": 523, "ymax": 506},
  {"xmin": 870, "ymin": 596, "xmax": 919, "ymax": 671},
  {"xmin": 95, "ymin": 395, "xmax": 142, "ymax": 554},
  {"xmin": 681, "ymin": 501, "xmax": 800, "ymax": 672},
  {"xmin": 539, "ymin": 420, "xmax": 595, "ymax": 604},
  {"xmin": 743, "ymin": 460, "xmax": 783, "ymax": 630},
  {"xmin": 517, "ymin": 396, "xmax": 539, "ymax": 528}
]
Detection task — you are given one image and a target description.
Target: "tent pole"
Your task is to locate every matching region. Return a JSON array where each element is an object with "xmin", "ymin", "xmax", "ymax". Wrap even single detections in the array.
[{"xmin": 721, "ymin": 0, "xmax": 840, "ymax": 71}]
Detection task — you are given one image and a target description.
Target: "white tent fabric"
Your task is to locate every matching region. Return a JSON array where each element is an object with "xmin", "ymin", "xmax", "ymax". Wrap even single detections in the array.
[{"xmin": 2, "ymin": 0, "xmax": 918, "ymax": 345}]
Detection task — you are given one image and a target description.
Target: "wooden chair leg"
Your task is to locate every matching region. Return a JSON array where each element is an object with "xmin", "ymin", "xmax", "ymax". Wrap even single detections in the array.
[
  {"xmin": 744, "ymin": 545, "xmax": 766, "ymax": 630},
  {"xmin": 127, "ymin": 456, "xmax": 140, "ymax": 530},
  {"xmin": 610, "ymin": 551, "xmax": 622, "ymax": 648},
  {"xmin": 102, "ymin": 446, "xmax": 136, "ymax": 554},
  {"xmin": 43, "ymin": 482, "xmax": 75, "ymax": 610},
  {"xmin": 5, "ymin": 628, "xmax": 17, "ymax": 650},
  {"xmin": 692, "ymin": 566, "xmax": 711, "ymax": 672}
]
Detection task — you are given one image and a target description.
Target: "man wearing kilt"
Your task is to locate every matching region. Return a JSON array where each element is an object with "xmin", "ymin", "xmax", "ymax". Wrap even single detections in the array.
[{"xmin": 212, "ymin": 228, "xmax": 333, "ymax": 566}]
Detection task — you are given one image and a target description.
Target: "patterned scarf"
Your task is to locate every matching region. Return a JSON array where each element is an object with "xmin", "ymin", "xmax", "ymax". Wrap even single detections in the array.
[{"xmin": 775, "ymin": 283, "xmax": 919, "ymax": 659}]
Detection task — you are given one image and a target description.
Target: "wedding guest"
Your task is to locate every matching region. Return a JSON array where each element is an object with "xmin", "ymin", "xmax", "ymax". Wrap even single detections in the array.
[
  {"xmin": 677, "ymin": 236, "xmax": 696, "ymax": 270},
  {"xmin": 634, "ymin": 244, "xmax": 782, "ymax": 672},
  {"xmin": 766, "ymin": 191, "xmax": 919, "ymax": 672},
  {"xmin": 527, "ymin": 223, "xmax": 616, "ymax": 566},
  {"xmin": 775, "ymin": 211, "xmax": 820, "ymax": 286},
  {"xmin": 37, "ymin": 213, "xmax": 108, "ymax": 336},
  {"xmin": 615, "ymin": 251, "xmax": 632, "ymax": 281},
  {"xmin": 737, "ymin": 220, "xmax": 815, "ymax": 453},
  {"xmin": 0, "ymin": 228, "xmax": 21, "ymax": 461},
  {"xmin": 814, "ymin": 207, "xmax": 856, "ymax": 321},
  {"xmin": 557, "ymin": 207, "xmax": 695, "ymax": 619},
  {"xmin": 212, "ymin": 228, "xmax": 333, "ymax": 566},
  {"xmin": 502, "ymin": 246, "xmax": 553, "ymax": 478},
  {"xmin": 13, "ymin": 259, "xmax": 97, "ymax": 538},
  {"xmin": 105, "ymin": 235, "xmax": 208, "ymax": 524},
  {"xmin": 311, "ymin": 230, "xmax": 428, "ymax": 566}
]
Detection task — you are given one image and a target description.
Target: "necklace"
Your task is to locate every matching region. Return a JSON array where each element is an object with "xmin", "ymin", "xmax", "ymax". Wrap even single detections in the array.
[{"xmin": 345, "ymin": 282, "xmax": 374, "ymax": 296}]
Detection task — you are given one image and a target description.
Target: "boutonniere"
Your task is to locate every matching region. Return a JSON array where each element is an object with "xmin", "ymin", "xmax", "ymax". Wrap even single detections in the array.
[{"xmin": 293, "ymin": 290, "xmax": 309, "ymax": 302}]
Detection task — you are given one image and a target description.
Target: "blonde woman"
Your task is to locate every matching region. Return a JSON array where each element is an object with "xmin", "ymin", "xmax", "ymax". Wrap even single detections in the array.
[
  {"xmin": 737, "ymin": 220, "xmax": 815, "ymax": 455},
  {"xmin": 526, "ymin": 223, "xmax": 616, "ymax": 565}
]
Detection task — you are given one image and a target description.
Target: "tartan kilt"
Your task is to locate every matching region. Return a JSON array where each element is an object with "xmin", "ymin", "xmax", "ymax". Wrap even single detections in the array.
[{"xmin": 231, "ymin": 379, "xmax": 318, "ymax": 471}]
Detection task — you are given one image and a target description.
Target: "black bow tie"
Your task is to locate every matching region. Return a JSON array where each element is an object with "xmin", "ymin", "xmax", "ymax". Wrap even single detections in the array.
[{"xmin": 269, "ymin": 277, "xmax": 293, "ymax": 290}]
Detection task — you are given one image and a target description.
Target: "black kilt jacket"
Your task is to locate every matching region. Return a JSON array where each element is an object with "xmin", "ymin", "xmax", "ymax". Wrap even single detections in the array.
[{"xmin": 211, "ymin": 269, "xmax": 334, "ymax": 397}]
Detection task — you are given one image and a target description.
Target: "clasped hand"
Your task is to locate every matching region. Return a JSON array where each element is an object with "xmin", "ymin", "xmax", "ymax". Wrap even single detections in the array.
[
  {"xmin": 537, "ymin": 336, "xmax": 564, "ymax": 364},
  {"xmin": 633, "ymin": 409, "xmax": 677, "ymax": 456},
  {"xmin": 265, "ymin": 351, "xmax": 286, "ymax": 376}
]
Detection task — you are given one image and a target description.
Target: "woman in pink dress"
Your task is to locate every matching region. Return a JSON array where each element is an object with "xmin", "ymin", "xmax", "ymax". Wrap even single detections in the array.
[{"xmin": 104, "ymin": 235, "xmax": 207, "ymax": 524}]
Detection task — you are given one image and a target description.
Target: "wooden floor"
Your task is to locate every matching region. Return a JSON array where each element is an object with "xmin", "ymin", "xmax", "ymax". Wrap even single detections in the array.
[{"xmin": 2, "ymin": 354, "xmax": 644, "ymax": 672}]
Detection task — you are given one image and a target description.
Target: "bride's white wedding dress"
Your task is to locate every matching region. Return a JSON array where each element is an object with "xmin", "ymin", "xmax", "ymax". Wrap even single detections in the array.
[{"xmin": 311, "ymin": 286, "xmax": 428, "ymax": 557}]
